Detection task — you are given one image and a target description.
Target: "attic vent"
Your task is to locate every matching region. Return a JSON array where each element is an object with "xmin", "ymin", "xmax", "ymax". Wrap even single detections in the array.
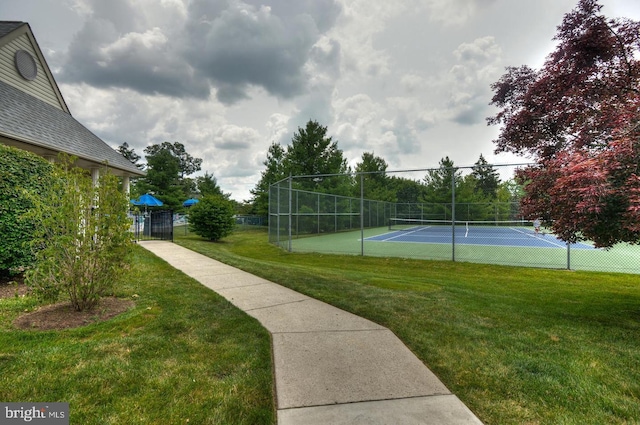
[{"xmin": 15, "ymin": 50, "xmax": 37, "ymax": 81}]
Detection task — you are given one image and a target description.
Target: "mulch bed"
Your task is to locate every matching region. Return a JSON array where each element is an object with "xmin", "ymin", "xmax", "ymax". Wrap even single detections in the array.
[
  {"xmin": 12, "ymin": 297, "xmax": 135, "ymax": 330},
  {"xmin": 1, "ymin": 274, "xmax": 135, "ymax": 330}
]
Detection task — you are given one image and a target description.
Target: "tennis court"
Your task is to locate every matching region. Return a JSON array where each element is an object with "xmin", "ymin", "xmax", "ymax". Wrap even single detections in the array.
[
  {"xmin": 270, "ymin": 175, "xmax": 640, "ymax": 274},
  {"xmin": 366, "ymin": 219, "xmax": 594, "ymax": 250},
  {"xmin": 287, "ymin": 224, "xmax": 640, "ymax": 274}
]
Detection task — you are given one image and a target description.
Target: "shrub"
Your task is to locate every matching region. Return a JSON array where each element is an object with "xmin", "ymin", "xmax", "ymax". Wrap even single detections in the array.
[
  {"xmin": 188, "ymin": 195, "xmax": 235, "ymax": 241},
  {"xmin": 0, "ymin": 145, "xmax": 55, "ymax": 277},
  {"xmin": 26, "ymin": 157, "xmax": 133, "ymax": 311}
]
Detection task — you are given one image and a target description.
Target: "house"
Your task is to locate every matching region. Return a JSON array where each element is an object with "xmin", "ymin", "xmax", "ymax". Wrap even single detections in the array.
[{"xmin": 0, "ymin": 21, "xmax": 144, "ymax": 191}]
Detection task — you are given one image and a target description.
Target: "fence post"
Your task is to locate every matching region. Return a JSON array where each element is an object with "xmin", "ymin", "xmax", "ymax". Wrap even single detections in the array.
[
  {"xmin": 567, "ymin": 242, "xmax": 571, "ymax": 270},
  {"xmin": 360, "ymin": 172, "xmax": 364, "ymax": 256},
  {"xmin": 451, "ymin": 168, "xmax": 456, "ymax": 262},
  {"xmin": 288, "ymin": 176, "xmax": 292, "ymax": 252},
  {"xmin": 335, "ymin": 195, "xmax": 338, "ymax": 233},
  {"xmin": 274, "ymin": 183, "xmax": 279, "ymax": 246}
]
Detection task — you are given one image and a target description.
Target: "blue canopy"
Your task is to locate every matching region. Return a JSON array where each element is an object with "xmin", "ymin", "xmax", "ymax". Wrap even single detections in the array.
[
  {"xmin": 131, "ymin": 193, "xmax": 163, "ymax": 207},
  {"xmin": 182, "ymin": 198, "xmax": 200, "ymax": 207}
]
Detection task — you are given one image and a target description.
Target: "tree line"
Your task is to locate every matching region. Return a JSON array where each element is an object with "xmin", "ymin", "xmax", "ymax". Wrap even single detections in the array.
[
  {"xmin": 250, "ymin": 120, "xmax": 522, "ymax": 221},
  {"xmin": 123, "ymin": 120, "xmax": 522, "ymax": 223}
]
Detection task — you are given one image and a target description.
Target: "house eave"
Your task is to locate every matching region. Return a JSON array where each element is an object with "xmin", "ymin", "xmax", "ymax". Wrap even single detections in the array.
[{"xmin": 0, "ymin": 133, "xmax": 145, "ymax": 178}]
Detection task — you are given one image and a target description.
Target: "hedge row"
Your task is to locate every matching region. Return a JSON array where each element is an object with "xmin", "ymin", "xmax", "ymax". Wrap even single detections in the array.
[{"xmin": 0, "ymin": 145, "xmax": 55, "ymax": 276}]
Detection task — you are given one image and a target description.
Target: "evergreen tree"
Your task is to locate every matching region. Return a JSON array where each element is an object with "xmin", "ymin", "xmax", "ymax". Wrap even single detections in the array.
[
  {"xmin": 197, "ymin": 172, "xmax": 227, "ymax": 198},
  {"xmin": 471, "ymin": 154, "xmax": 500, "ymax": 199},
  {"xmin": 423, "ymin": 157, "xmax": 461, "ymax": 204},
  {"xmin": 284, "ymin": 120, "xmax": 350, "ymax": 194},
  {"xmin": 250, "ymin": 121, "xmax": 351, "ymax": 216},
  {"xmin": 116, "ymin": 142, "xmax": 143, "ymax": 169},
  {"xmin": 250, "ymin": 142, "xmax": 286, "ymax": 216},
  {"xmin": 354, "ymin": 152, "xmax": 395, "ymax": 201}
]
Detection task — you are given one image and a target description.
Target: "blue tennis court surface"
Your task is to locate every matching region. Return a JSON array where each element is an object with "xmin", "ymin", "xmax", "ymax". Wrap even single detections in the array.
[{"xmin": 365, "ymin": 225, "xmax": 595, "ymax": 249}]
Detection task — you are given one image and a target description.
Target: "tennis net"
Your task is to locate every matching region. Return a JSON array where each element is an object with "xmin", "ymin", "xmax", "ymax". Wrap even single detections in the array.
[{"xmin": 388, "ymin": 218, "xmax": 535, "ymax": 233}]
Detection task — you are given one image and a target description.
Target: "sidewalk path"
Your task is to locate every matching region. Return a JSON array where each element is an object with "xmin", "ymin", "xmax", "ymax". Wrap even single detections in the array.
[{"xmin": 139, "ymin": 241, "xmax": 483, "ymax": 425}]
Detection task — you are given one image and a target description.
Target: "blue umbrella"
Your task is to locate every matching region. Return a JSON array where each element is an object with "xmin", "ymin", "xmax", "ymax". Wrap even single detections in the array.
[
  {"xmin": 133, "ymin": 193, "xmax": 164, "ymax": 207},
  {"xmin": 182, "ymin": 198, "xmax": 200, "ymax": 207}
]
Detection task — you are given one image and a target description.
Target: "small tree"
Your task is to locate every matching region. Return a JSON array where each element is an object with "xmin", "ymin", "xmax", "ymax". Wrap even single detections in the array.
[
  {"xmin": 188, "ymin": 195, "xmax": 235, "ymax": 241},
  {"xmin": 26, "ymin": 157, "xmax": 133, "ymax": 311}
]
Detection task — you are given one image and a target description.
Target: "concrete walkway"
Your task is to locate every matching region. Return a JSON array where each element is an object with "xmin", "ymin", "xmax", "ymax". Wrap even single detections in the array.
[{"xmin": 139, "ymin": 241, "xmax": 483, "ymax": 425}]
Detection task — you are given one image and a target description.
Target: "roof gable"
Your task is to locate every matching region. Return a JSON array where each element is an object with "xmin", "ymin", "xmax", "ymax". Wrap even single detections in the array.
[
  {"xmin": 0, "ymin": 21, "xmax": 23, "ymax": 38},
  {"xmin": 0, "ymin": 22, "xmax": 144, "ymax": 178},
  {"xmin": 0, "ymin": 22, "xmax": 69, "ymax": 113},
  {"xmin": 0, "ymin": 80, "xmax": 144, "ymax": 177}
]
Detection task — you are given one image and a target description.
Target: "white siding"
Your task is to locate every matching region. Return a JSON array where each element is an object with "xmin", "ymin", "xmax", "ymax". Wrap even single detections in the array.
[{"xmin": 0, "ymin": 33, "xmax": 65, "ymax": 110}]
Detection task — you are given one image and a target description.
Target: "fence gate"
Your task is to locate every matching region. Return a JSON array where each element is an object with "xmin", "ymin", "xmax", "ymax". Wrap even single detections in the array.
[{"xmin": 133, "ymin": 210, "xmax": 174, "ymax": 241}]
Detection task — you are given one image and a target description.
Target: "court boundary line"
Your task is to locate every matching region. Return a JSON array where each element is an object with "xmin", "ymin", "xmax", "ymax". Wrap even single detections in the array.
[
  {"xmin": 377, "ymin": 226, "xmax": 432, "ymax": 242},
  {"xmin": 509, "ymin": 227, "xmax": 569, "ymax": 248},
  {"xmin": 364, "ymin": 228, "xmax": 594, "ymax": 250}
]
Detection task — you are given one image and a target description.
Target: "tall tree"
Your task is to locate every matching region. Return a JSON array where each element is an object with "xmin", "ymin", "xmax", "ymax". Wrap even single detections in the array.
[
  {"xmin": 250, "ymin": 142, "xmax": 287, "ymax": 216},
  {"xmin": 354, "ymin": 152, "xmax": 395, "ymax": 201},
  {"xmin": 116, "ymin": 142, "xmax": 143, "ymax": 197},
  {"xmin": 422, "ymin": 157, "xmax": 462, "ymax": 220},
  {"xmin": 488, "ymin": 0, "xmax": 640, "ymax": 247},
  {"xmin": 284, "ymin": 120, "xmax": 350, "ymax": 194},
  {"xmin": 495, "ymin": 179, "xmax": 524, "ymax": 221},
  {"xmin": 117, "ymin": 142, "xmax": 143, "ymax": 169},
  {"xmin": 471, "ymin": 154, "xmax": 500, "ymax": 199},
  {"xmin": 197, "ymin": 172, "xmax": 227, "ymax": 198},
  {"xmin": 139, "ymin": 148, "xmax": 182, "ymax": 205},
  {"xmin": 144, "ymin": 142, "xmax": 202, "ymax": 178},
  {"xmin": 138, "ymin": 142, "xmax": 204, "ymax": 208},
  {"xmin": 389, "ymin": 176, "xmax": 426, "ymax": 204},
  {"xmin": 423, "ymin": 157, "xmax": 461, "ymax": 204},
  {"xmin": 250, "ymin": 121, "xmax": 352, "ymax": 217}
]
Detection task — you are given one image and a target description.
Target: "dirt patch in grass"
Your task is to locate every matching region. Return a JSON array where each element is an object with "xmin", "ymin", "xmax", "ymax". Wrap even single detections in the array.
[
  {"xmin": 0, "ymin": 274, "xmax": 29, "ymax": 298},
  {"xmin": 2, "ymin": 274, "xmax": 135, "ymax": 331},
  {"xmin": 12, "ymin": 297, "xmax": 135, "ymax": 331}
]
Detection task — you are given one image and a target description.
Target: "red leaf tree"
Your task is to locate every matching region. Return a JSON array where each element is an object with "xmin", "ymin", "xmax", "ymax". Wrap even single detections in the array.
[{"xmin": 488, "ymin": 0, "xmax": 640, "ymax": 248}]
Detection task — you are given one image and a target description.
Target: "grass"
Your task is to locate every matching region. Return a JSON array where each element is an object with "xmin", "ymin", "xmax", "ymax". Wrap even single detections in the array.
[
  {"xmin": 0, "ymin": 245, "xmax": 274, "ymax": 424},
  {"xmin": 175, "ymin": 227, "xmax": 640, "ymax": 425}
]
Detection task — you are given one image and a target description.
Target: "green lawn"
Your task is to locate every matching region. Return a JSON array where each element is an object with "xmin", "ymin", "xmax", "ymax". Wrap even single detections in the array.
[
  {"xmin": 0, "ymin": 245, "xmax": 274, "ymax": 425},
  {"xmin": 176, "ymin": 227, "xmax": 640, "ymax": 425}
]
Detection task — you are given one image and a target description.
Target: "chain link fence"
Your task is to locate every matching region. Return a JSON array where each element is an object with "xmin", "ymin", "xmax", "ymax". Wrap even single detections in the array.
[{"xmin": 269, "ymin": 167, "xmax": 640, "ymax": 274}]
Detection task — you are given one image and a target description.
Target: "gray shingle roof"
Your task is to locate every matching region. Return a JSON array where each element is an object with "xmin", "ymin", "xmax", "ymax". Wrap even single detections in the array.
[
  {"xmin": 0, "ymin": 21, "xmax": 24, "ymax": 39},
  {"xmin": 0, "ymin": 80, "xmax": 144, "ymax": 176}
]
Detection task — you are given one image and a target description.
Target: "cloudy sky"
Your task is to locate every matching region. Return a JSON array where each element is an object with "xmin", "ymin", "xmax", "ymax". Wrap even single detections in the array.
[{"xmin": 2, "ymin": 0, "xmax": 639, "ymax": 201}]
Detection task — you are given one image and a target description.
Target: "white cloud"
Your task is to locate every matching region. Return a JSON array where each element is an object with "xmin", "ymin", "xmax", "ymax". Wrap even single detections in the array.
[
  {"xmin": 424, "ymin": 0, "xmax": 498, "ymax": 26},
  {"xmin": 3, "ymin": 0, "xmax": 639, "ymax": 201}
]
